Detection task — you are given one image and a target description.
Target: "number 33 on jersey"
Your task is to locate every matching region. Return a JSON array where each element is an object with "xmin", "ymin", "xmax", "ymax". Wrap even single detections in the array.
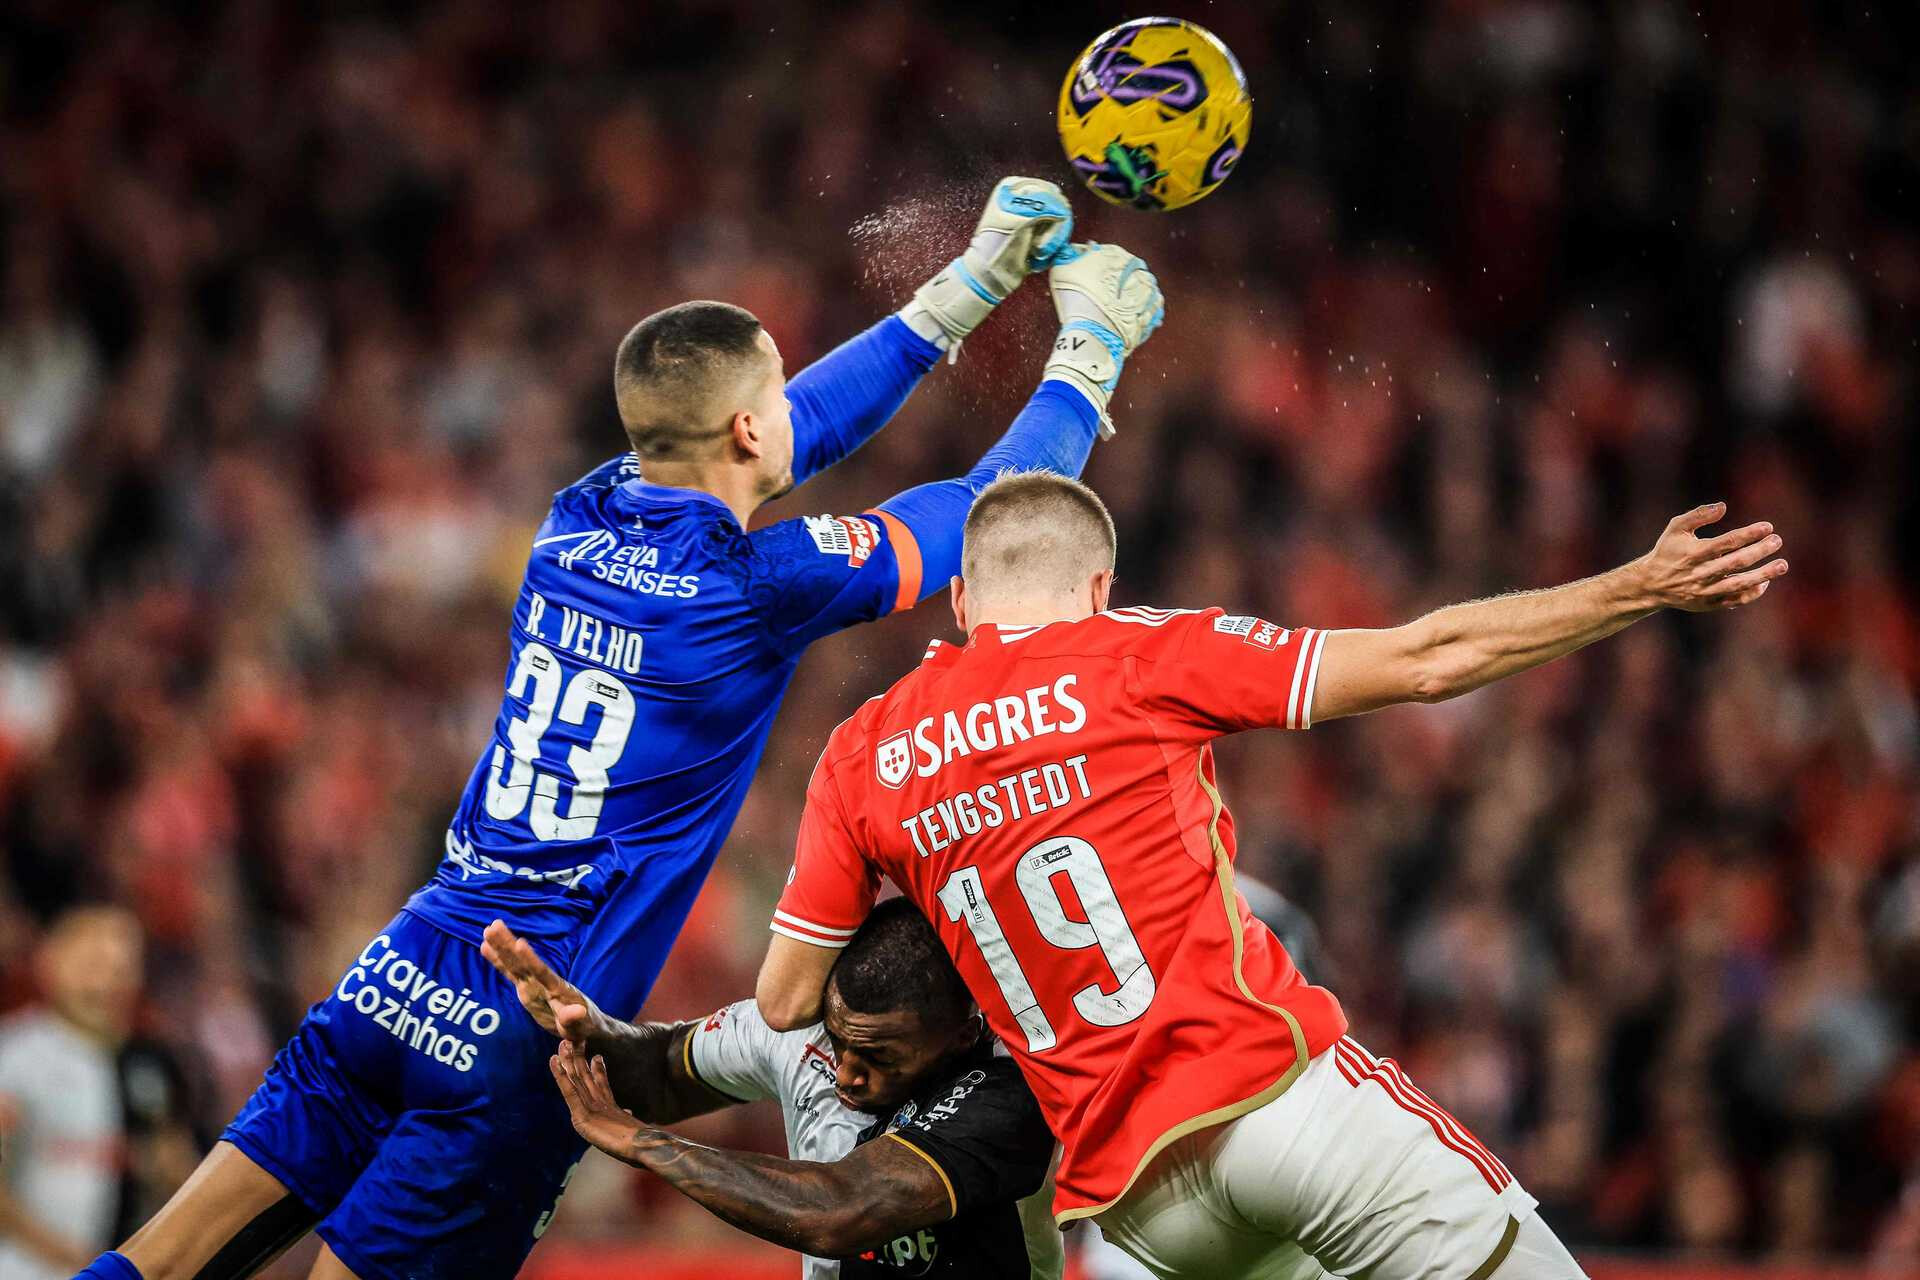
[
  {"xmin": 410, "ymin": 464, "xmax": 929, "ymax": 1014},
  {"xmin": 772, "ymin": 608, "xmax": 1350, "ymax": 1223}
]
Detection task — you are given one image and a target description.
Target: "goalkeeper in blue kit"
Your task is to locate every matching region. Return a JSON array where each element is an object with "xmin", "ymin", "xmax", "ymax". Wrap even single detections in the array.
[{"xmin": 81, "ymin": 180, "xmax": 1163, "ymax": 1280}]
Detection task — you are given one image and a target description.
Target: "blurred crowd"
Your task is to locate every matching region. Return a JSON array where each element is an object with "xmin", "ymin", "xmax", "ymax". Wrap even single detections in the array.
[{"xmin": 1, "ymin": 0, "xmax": 1916, "ymax": 1268}]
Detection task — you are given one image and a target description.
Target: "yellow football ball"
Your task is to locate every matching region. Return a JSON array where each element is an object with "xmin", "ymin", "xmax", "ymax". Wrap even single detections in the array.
[{"xmin": 1058, "ymin": 17, "xmax": 1252, "ymax": 211}]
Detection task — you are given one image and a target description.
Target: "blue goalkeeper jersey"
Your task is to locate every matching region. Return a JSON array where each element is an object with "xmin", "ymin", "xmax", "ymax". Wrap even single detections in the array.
[
  {"xmin": 401, "ymin": 316, "xmax": 1100, "ymax": 1018},
  {"xmin": 404, "ymin": 457, "xmax": 928, "ymax": 1014}
]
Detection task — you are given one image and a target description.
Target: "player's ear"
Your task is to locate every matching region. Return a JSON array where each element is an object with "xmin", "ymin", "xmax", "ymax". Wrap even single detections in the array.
[
  {"xmin": 946, "ymin": 1010, "xmax": 983, "ymax": 1055},
  {"xmin": 950, "ymin": 577, "xmax": 969, "ymax": 633},
  {"xmin": 1089, "ymin": 569, "xmax": 1114, "ymax": 615},
  {"xmin": 731, "ymin": 410, "xmax": 763, "ymax": 460}
]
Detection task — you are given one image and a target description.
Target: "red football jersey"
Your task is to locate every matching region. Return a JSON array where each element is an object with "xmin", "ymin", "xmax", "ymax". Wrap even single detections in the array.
[{"xmin": 774, "ymin": 608, "xmax": 1349, "ymax": 1221}]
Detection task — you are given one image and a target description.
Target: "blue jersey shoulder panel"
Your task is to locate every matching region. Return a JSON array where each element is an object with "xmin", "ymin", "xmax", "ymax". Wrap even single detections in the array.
[{"xmin": 747, "ymin": 512, "xmax": 906, "ymax": 655}]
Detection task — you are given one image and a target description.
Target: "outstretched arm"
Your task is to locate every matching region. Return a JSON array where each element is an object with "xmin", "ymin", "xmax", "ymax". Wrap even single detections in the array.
[
  {"xmin": 481, "ymin": 921, "xmax": 727, "ymax": 1124},
  {"xmin": 786, "ymin": 317, "xmax": 941, "ymax": 485},
  {"xmin": 552, "ymin": 1044, "xmax": 951, "ymax": 1257},
  {"xmin": 876, "ymin": 242, "xmax": 1165, "ymax": 603},
  {"xmin": 788, "ymin": 178, "xmax": 1075, "ymax": 485},
  {"xmin": 755, "ymin": 243, "xmax": 1165, "ymax": 651},
  {"xmin": 1312, "ymin": 504, "xmax": 1786, "ymax": 722},
  {"xmin": 871, "ymin": 380, "xmax": 1101, "ymax": 604}
]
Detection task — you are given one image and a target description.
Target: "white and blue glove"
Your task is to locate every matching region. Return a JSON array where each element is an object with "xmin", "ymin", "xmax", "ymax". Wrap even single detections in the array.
[
  {"xmin": 1042, "ymin": 242, "xmax": 1165, "ymax": 437},
  {"xmin": 901, "ymin": 177, "xmax": 1074, "ymax": 357}
]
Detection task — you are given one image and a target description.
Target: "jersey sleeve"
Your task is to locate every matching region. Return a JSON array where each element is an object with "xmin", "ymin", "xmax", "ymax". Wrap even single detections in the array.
[
  {"xmin": 883, "ymin": 1061, "xmax": 1055, "ymax": 1218},
  {"xmin": 746, "ymin": 511, "xmax": 925, "ymax": 654},
  {"xmin": 751, "ymin": 380, "xmax": 1100, "ymax": 649},
  {"xmin": 786, "ymin": 315, "xmax": 941, "ymax": 486},
  {"xmin": 1133, "ymin": 609, "xmax": 1332, "ymax": 736},
  {"xmin": 683, "ymin": 1000, "xmax": 785, "ymax": 1103},
  {"xmin": 870, "ymin": 380, "xmax": 1100, "ymax": 610},
  {"xmin": 772, "ymin": 751, "xmax": 881, "ymax": 948}
]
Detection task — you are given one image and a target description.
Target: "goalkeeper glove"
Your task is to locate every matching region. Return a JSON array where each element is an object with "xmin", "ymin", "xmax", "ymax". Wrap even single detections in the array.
[
  {"xmin": 901, "ymin": 177, "xmax": 1074, "ymax": 357},
  {"xmin": 1042, "ymin": 242, "xmax": 1165, "ymax": 437}
]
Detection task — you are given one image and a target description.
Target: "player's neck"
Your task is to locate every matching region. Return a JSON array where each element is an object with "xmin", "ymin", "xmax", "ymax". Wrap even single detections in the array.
[
  {"xmin": 968, "ymin": 598, "xmax": 1092, "ymax": 632},
  {"xmin": 636, "ymin": 460, "xmax": 762, "ymax": 526}
]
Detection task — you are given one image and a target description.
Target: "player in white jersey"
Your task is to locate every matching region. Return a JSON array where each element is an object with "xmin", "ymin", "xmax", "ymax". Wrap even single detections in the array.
[
  {"xmin": 484, "ymin": 901, "xmax": 1062, "ymax": 1278},
  {"xmin": 0, "ymin": 907, "xmax": 145, "ymax": 1279},
  {"xmin": 675, "ymin": 1001, "xmax": 880, "ymax": 1279}
]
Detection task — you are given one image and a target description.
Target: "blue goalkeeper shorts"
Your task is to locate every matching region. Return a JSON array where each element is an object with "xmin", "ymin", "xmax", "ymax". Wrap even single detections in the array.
[{"xmin": 222, "ymin": 909, "xmax": 585, "ymax": 1280}]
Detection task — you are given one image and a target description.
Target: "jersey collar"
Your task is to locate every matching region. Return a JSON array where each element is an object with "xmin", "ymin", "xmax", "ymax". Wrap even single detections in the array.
[
  {"xmin": 926, "ymin": 621, "xmax": 1063, "ymax": 663},
  {"xmin": 618, "ymin": 478, "xmax": 740, "ymax": 526},
  {"xmin": 964, "ymin": 621, "xmax": 1059, "ymax": 649}
]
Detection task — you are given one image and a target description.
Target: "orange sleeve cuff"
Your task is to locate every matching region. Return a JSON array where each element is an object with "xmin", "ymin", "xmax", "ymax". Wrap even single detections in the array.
[{"xmin": 869, "ymin": 510, "xmax": 922, "ymax": 614}]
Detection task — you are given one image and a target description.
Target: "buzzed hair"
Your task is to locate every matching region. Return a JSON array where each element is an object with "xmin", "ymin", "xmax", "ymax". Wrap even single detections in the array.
[
  {"xmin": 612, "ymin": 301, "xmax": 771, "ymax": 462},
  {"xmin": 961, "ymin": 471, "xmax": 1117, "ymax": 602},
  {"xmin": 828, "ymin": 898, "xmax": 973, "ymax": 1032}
]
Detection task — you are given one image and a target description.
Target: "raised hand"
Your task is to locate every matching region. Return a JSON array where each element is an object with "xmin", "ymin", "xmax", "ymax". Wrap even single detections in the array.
[
  {"xmin": 905, "ymin": 177, "xmax": 1074, "ymax": 352},
  {"xmin": 480, "ymin": 919, "xmax": 601, "ymax": 1045},
  {"xmin": 959, "ymin": 177, "xmax": 1075, "ymax": 297},
  {"xmin": 549, "ymin": 1040, "xmax": 645, "ymax": 1164},
  {"xmin": 1043, "ymin": 242, "xmax": 1165, "ymax": 435},
  {"xmin": 1637, "ymin": 503, "xmax": 1788, "ymax": 611}
]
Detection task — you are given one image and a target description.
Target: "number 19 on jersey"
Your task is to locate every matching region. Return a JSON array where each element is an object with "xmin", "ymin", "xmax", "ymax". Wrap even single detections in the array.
[{"xmin": 936, "ymin": 836, "xmax": 1156, "ymax": 1053}]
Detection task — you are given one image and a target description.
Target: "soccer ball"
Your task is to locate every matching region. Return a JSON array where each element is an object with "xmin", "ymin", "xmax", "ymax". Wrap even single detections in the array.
[{"xmin": 1057, "ymin": 17, "xmax": 1252, "ymax": 212}]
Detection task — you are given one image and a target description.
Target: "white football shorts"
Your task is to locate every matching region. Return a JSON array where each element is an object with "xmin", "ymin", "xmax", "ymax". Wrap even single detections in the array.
[{"xmin": 1092, "ymin": 1036, "xmax": 1587, "ymax": 1279}]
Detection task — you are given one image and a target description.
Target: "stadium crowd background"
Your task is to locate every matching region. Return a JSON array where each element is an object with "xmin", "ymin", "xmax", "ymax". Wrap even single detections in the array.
[{"xmin": 1, "ymin": 0, "xmax": 1915, "ymax": 1271}]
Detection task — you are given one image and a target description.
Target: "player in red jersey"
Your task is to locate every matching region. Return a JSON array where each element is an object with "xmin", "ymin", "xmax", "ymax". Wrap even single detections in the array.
[{"xmin": 752, "ymin": 472, "xmax": 1787, "ymax": 1278}]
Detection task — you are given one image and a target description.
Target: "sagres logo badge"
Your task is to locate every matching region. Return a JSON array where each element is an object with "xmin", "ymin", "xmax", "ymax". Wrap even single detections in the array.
[{"xmin": 876, "ymin": 732, "xmax": 913, "ymax": 790}]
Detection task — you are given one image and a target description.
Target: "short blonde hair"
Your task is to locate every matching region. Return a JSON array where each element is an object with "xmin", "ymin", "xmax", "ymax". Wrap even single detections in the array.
[{"xmin": 961, "ymin": 472, "xmax": 1117, "ymax": 602}]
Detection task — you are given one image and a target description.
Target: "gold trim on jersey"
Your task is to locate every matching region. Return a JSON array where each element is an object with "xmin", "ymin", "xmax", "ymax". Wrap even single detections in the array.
[
  {"xmin": 884, "ymin": 1131, "xmax": 958, "ymax": 1218},
  {"xmin": 1053, "ymin": 755, "xmax": 1313, "ymax": 1226},
  {"xmin": 1466, "ymin": 1216, "xmax": 1521, "ymax": 1280}
]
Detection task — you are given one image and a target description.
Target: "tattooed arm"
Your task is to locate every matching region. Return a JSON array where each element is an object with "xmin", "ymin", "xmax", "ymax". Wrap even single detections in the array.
[
  {"xmin": 551, "ymin": 1042, "xmax": 951, "ymax": 1256},
  {"xmin": 577, "ymin": 1018, "xmax": 730, "ymax": 1125}
]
